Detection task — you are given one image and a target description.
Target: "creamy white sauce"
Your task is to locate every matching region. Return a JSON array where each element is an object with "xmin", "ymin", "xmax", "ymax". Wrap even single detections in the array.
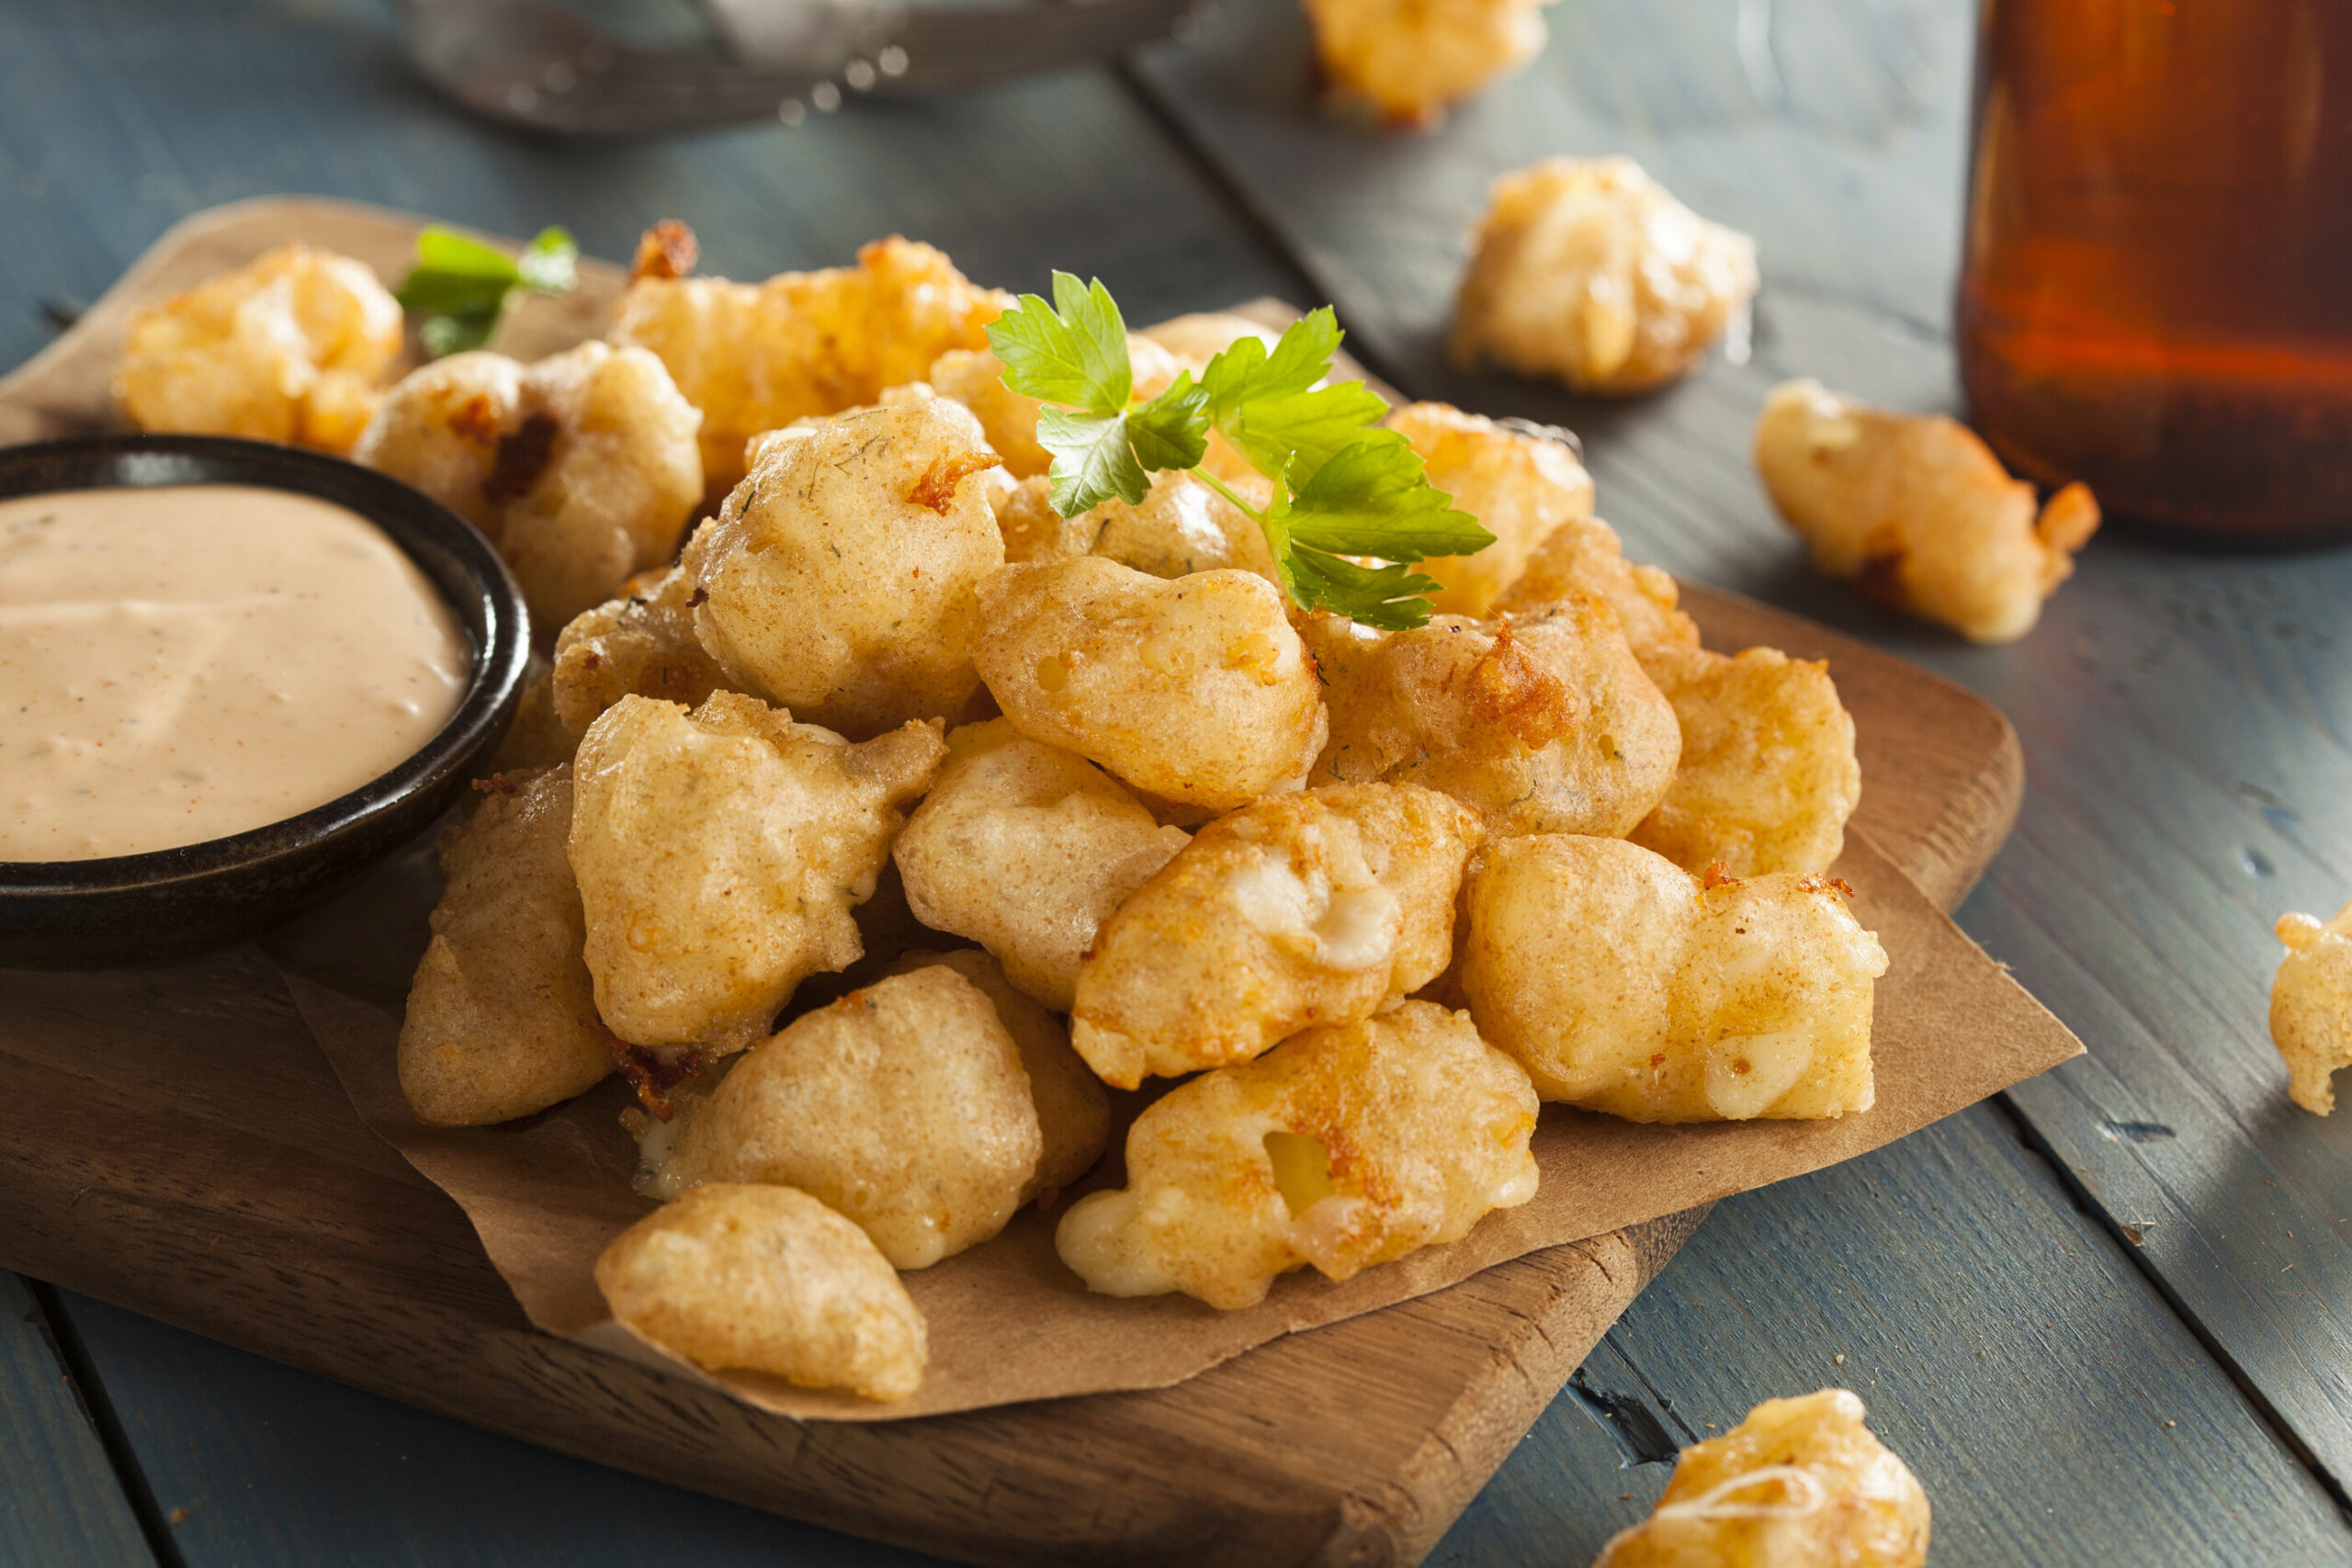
[{"xmin": 0, "ymin": 484, "xmax": 469, "ymax": 862}]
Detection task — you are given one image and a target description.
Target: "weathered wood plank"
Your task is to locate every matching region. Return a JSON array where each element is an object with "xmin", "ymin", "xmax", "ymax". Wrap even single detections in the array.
[
  {"xmin": 0, "ymin": 1275, "xmax": 159, "ymax": 1568},
  {"xmin": 1126, "ymin": 0, "xmax": 2352, "ymax": 1530},
  {"xmin": 45, "ymin": 1286, "xmax": 940, "ymax": 1568},
  {"xmin": 1437, "ymin": 1106, "xmax": 2352, "ymax": 1565}
]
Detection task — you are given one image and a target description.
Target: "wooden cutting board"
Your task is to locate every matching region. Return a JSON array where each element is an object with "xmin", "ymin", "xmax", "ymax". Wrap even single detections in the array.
[{"xmin": 0, "ymin": 200, "xmax": 2022, "ymax": 1567}]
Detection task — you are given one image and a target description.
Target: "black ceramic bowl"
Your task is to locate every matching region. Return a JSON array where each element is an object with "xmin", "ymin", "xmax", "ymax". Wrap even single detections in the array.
[{"xmin": 0, "ymin": 434, "xmax": 530, "ymax": 969}]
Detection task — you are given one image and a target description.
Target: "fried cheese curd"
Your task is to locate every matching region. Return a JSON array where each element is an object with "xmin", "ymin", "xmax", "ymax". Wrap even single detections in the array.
[
  {"xmin": 1071, "ymin": 784, "xmax": 1482, "ymax": 1089},
  {"xmin": 1755, "ymin": 378, "xmax": 2102, "ymax": 645},
  {"xmin": 594, "ymin": 1183, "xmax": 927, "ymax": 1402},
  {"xmin": 973, "ymin": 556, "xmax": 1328, "ymax": 814},
  {"xmin": 397, "ymin": 765, "xmax": 610, "ymax": 1126},
  {"xmin": 2271, "ymin": 901, "xmax": 2352, "ymax": 1114},
  {"xmin": 1302, "ymin": 0, "xmax": 1556, "ymax": 127},
  {"xmin": 1385, "ymin": 402, "xmax": 1596, "ymax": 617},
  {"xmin": 1497, "ymin": 518, "xmax": 1862, "ymax": 877},
  {"xmin": 1460, "ymin": 835, "xmax": 1886, "ymax": 1121},
  {"xmin": 569, "ymin": 691, "xmax": 945, "ymax": 1055},
  {"xmin": 993, "ymin": 468, "xmax": 1280, "ymax": 582},
  {"xmin": 638, "ymin": 966, "xmax": 1042, "ymax": 1268},
  {"xmin": 1452, "ymin": 157, "xmax": 1760, "ymax": 397},
  {"xmin": 114, "ymin": 243, "xmax": 402, "ymax": 454},
  {"xmin": 892, "ymin": 718, "xmax": 1190, "ymax": 1011},
  {"xmin": 1628, "ymin": 644, "xmax": 1861, "ymax": 878},
  {"xmin": 609, "ymin": 234, "xmax": 1012, "ymax": 496},
  {"xmin": 1057, "ymin": 1001, "xmax": 1539, "ymax": 1308},
  {"xmin": 926, "ymin": 335, "xmax": 1183, "ymax": 480},
  {"xmin": 1594, "ymin": 1389, "xmax": 1930, "ymax": 1568},
  {"xmin": 548, "ymin": 564, "xmax": 730, "ymax": 747},
  {"xmin": 876, "ymin": 947, "xmax": 1111, "ymax": 1200},
  {"xmin": 1303, "ymin": 599, "xmax": 1680, "ymax": 840},
  {"xmin": 681, "ymin": 395, "xmax": 1003, "ymax": 740},
  {"xmin": 353, "ymin": 340, "xmax": 704, "ymax": 631}
]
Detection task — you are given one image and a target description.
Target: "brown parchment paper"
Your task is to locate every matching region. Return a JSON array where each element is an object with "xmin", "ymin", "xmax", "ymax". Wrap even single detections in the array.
[{"xmin": 268, "ymin": 824, "xmax": 2082, "ymax": 1423}]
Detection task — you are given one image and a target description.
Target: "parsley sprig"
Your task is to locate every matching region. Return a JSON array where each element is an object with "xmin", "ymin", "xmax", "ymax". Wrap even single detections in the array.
[
  {"xmin": 395, "ymin": 226, "xmax": 579, "ymax": 358},
  {"xmin": 986, "ymin": 275, "xmax": 1493, "ymax": 630}
]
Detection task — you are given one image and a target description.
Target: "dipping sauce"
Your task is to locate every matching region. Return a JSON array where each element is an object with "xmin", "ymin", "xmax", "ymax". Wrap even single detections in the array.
[{"xmin": 0, "ymin": 484, "xmax": 469, "ymax": 862}]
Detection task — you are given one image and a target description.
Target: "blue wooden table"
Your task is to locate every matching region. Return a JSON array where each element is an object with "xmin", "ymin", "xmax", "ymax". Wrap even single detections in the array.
[{"xmin": 6, "ymin": 1, "xmax": 2352, "ymax": 1562}]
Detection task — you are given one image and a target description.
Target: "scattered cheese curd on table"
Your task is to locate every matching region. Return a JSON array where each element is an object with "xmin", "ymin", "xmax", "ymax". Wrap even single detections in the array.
[
  {"xmin": 1057, "ymin": 1000, "xmax": 1539, "ymax": 1309},
  {"xmin": 1452, "ymin": 156, "xmax": 1760, "ymax": 396},
  {"xmin": 1497, "ymin": 516, "xmax": 1863, "ymax": 877},
  {"xmin": 632, "ymin": 965, "xmax": 1043, "ymax": 1269},
  {"xmin": 113, "ymin": 242, "xmax": 402, "ymax": 453},
  {"xmin": 972, "ymin": 556, "xmax": 1329, "ymax": 816},
  {"xmin": 1592, "ymin": 1388, "xmax": 1930, "ymax": 1568},
  {"xmin": 1302, "ymin": 598, "xmax": 1682, "ymax": 840},
  {"xmin": 2271, "ymin": 901, "xmax": 2352, "ymax": 1114},
  {"xmin": 1303, "ymin": 0, "xmax": 1558, "ymax": 127},
  {"xmin": 594, "ymin": 1183, "xmax": 928, "ymax": 1403},
  {"xmin": 353, "ymin": 339, "xmax": 704, "ymax": 633},
  {"xmin": 1071, "ymin": 784, "xmax": 1481, "ymax": 1089},
  {"xmin": 398, "ymin": 764, "xmax": 610, "ymax": 1127},
  {"xmin": 1384, "ymin": 402, "xmax": 1597, "ymax": 617},
  {"xmin": 680, "ymin": 393, "xmax": 1002, "ymax": 740},
  {"xmin": 547, "ymin": 564, "xmax": 729, "ymax": 746},
  {"xmin": 1755, "ymin": 378, "xmax": 2102, "ymax": 644},
  {"xmin": 876, "ymin": 947, "xmax": 1110, "ymax": 1201},
  {"xmin": 1460, "ymin": 835, "xmax": 1887, "ymax": 1121},
  {"xmin": 567, "ymin": 691, "xmax": 944, "ymax": 1060},
  {"xmin": 609, "ymin": 231, "xmax": 1012, "ymax": 498},
  {"xmin": 892, "ymin": 718, "xmax": 1191, "ymax": 1012}
]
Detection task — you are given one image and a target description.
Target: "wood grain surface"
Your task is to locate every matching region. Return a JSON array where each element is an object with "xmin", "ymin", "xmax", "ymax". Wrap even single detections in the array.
[
  {"xmin": 7, "ymin": 0, "xmax": 2350, "ymax": 1561},
  {"xmin": 0, "ymin": 1276, "xmax": 157, "ymax": 1568},
  {"xmin": 0, "ymin": 194, "xmax": 2028, "ymax": 1564}
]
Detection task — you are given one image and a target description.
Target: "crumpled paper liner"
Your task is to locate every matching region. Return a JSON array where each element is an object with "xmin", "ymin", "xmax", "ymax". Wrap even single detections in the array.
[{"xmin": 273, "ymin": 826, "xmax": 2081, "ymax": 1423}]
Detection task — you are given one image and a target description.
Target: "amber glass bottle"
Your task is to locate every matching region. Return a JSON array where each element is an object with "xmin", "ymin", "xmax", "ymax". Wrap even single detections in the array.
[{"xmin": 1957, "ymin": 0, "xmax": 2352, "ymax": 544}]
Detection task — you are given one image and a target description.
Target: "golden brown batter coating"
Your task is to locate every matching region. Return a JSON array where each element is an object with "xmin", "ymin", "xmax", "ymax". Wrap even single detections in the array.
[
  {"xmin": 1755, "ymin": 378, "xmax": 2100, "ymax": 645},
  {"xmin": 973, "ymin": 557, "xmax": 1328, "ymax": 814},
  {"xmin": 1071, "ymin": 784, "xmax": 1482, "ymax": 1089},
  {"xmin": 2272, "ymin": 900, "xmax": 2352, "ymax": 1115},
  {"xmin": 1461, "ymin": 835, "xmax": 1886, "ymax": 1122},
  {"xmin": 1302, "ymin": 0, "xmax": 1556, "ymax": 126},
  {"xmin": 1057, "ymin": 1001, "xmax": 1538, "ymax": 1308},
  {"xmin": 115, "ymin": 243, "xmax": 402, "ymax": 453},
  {"xmin": 893, "ymin": 718, "xmax": 1190, "ymax": 1011},
  {"xmin": 1303, "ymin": 598, "xmax": 1680, "ymax": 840},
  {"xmin": 569, "ymin": 691, "xmax": 944, "ymax": 1055},
  {"xmin": 548, "ymin": 565, "xmax": 731, "ymax": 745},
  {"xmin": 682, "ymin": 394, "xmax": 1002, "ymax": 740},
  {"xmin": 1453, "ymin": 157, "xmax": 1758, "ymax": 396},
  {"xmin": 1385, "ymin": 402, "xmax": 1596, "ymax": 617},
  {"xmin": 610, "ymin": 234, "xmax": 1011, "ymax": 496},
  {"xmin": 397, "ymin": 765, "xmax": 611, "ymax": 1125},
  {"xmin": 355, "ymin": 340, "xmax": 705, "ymax": 633},
  {"xmin": 638, "ymin": 966, "xmax": 1042, "ymax": 1269},
  {"xmin": 595, "ymin": 1182, "xmax": 928, "ymax": 1401},
  {"xmin": 1594, "ymin": 1389, "xmax": 1929, "ymax": 1567}
]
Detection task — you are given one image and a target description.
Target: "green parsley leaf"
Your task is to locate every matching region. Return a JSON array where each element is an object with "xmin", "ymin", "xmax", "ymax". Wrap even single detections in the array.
[
  {"xmin": 1038, "ymin": 406, "xmax": 1150, "ymax": 515},
  {"xmin": 993, "ymin": 279, "xmax": 1496, "ymax": 628},
  {"xmin": 1126, "ymin": 374, "xmax": 1209, "ymax": 472},
  {"xmin": 987, "ymin": 272, "xmax": 1133, "ymax": 414},
  {"xmin": 1279, "ymin": 547, "xmax": 1452, "ymax": 631},
  {"xmin": 1277, "ymin": 434, "xmax": 1494, "ymax": 561},
  {"xmin": 396, "ymin": 225, "xmax": 579, "ymax": 359}
]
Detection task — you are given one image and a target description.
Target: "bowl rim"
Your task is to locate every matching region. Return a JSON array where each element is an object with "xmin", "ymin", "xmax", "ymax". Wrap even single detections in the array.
[{"xmin": 0, "ymin": 432, "xmax": 531, "ymax": 894}]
